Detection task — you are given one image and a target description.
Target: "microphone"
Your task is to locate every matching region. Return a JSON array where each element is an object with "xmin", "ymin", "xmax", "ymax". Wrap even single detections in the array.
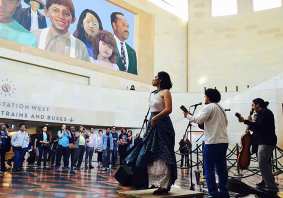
[
  {"xmin": 225, "ymin": 109, "xmax": 231, "ymax": 111},
  {"xmin": 190, "ymin": 102, "xmax": 202, "ymax": 107}
]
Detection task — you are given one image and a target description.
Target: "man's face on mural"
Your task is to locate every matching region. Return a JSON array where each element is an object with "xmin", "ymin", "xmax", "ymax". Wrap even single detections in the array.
[
  {"xmin": 113, "ymin": 14, "xmax": 129, "ymax": 42},
  {"xmin": 0, "ymin": 0, "xmax": 20, "ymax": 23},
  {"xmin": 44, "ymin": 4, "xmax": 75, "ymax": 34},
  {"xmin": 30, "ymin": 1, "xmax": 40, "ymax": 12},
  {"xmin": 82, "ymin": 12, "xmax": 99, "ymax": 37}
]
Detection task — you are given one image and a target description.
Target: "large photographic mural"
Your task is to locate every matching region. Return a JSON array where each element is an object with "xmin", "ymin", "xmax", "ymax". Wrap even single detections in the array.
[{"xmin": 0, "ymin": 0, "xmax": 137, "ymax": 75}]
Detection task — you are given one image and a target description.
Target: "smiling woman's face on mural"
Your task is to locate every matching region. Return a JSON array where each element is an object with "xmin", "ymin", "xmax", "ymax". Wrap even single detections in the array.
[
  {"xmin": 44, "ymin": 4, "xmax": 75, "ymax": 34},
  {"xmin": 82, "ymin": 12, "xmax": 99, "ymax": 37},
  {"xmin": 0, "ymin": 0, "xmax": 21, "ymax": 23}
]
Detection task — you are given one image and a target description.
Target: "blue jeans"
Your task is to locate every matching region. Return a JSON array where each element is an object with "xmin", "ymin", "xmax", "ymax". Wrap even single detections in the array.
[
  {"xmin": 13, "ymin": 147, "xmax": 28, "ymax": 169},
  {"xmin": 102, "ymin": 147, "xmax": 111, "ymax": 168},
  {"xmin": 38, "ymin": 146, "xmax": 48, "ymax": 166},
  {"xmin": 203, "ymin": 143, "xmax": 230, "ymax": 198},
  {"xmin": 85, "ymin": 147, "xmax": 94, "ymax": 166},
  {"xmin": 111, "ymin": 146, "xmax": 117, "ymax": 166}
]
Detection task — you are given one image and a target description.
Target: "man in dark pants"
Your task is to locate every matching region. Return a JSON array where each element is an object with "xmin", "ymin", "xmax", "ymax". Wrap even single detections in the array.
[
  {"xmin": 184, "ymin": 88, "xmax": 229, "ymax": 198},
  {"xmin": 50, "ymin": 135, "xmax": 58, "ymax": 166},
  {"xmin": 110, "ymin": 126, "xmax": 118, "ymax": 167},
  {"xmin": 73, "ymin": 126, "xmax": 88, "ymax": 170},
  {"xmin": 55, "ymin": 124, "xmax": 71, "ymax": 170},
  {"xmin": 238, "ymin": 98, "xmax": 278, "ymax": 196},
  {"xmin": 68, "ymin": 126, "xmax": 76, "ymax": 169},
  {"xmin": 102, "ymin": 126, "xmax": 113, "ymax": 171}
]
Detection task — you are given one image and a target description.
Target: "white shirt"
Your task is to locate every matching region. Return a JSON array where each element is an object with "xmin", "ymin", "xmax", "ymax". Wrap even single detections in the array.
[
  {"xmin": 11, "ymin": 130, "xmax": 29, "ymax": 148},
  {"xmin": 30, "ymin": 9, "xmax": 39, "ymax": 31},
  {"xmin": 114, "ymin": 34, "xmax": 129, "ymax": 72},
  {"xmin": 186, "ymin": 103, "xmax": 229, "ymax": 145},
  {"xmin": 88, "ymin": 133, "xmax": 97, "ymax": 148}
]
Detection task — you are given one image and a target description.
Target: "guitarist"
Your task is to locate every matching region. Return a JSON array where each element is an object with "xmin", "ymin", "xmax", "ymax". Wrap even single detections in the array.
[
  {"xmin": 183, "ymin": 88, "xmax": 229, "ymax": 198},
  {"xmin": 237, "ymin": 98, "xmax": 278, "ymax": 196}
]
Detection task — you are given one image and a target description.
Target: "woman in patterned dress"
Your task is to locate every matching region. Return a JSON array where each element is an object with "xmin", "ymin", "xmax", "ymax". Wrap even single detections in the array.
[{"xmin": 125, "ymin": 71, "xmax": 177, "ymax": 195}]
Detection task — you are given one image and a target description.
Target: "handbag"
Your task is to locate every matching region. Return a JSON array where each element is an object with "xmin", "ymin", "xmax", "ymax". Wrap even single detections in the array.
[{"xmin": 69, "ymin": 143, "xmax": 75, "ymax": 150}]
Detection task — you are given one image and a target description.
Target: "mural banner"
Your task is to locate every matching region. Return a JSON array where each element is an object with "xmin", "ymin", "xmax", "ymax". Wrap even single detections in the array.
[{"xmin": 0, "ymin": 0, "xmax": 137, "ymax": 75}]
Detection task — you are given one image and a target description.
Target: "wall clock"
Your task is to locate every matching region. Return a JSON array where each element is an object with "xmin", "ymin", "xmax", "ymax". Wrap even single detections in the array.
[{"xmin": 1, "ymin": 79, "xmax": 16, "ymax": 97}]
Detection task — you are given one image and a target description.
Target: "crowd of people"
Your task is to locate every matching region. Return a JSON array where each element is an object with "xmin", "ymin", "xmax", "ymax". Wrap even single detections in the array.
[{"xmin": 0, "ymin": 124, "xmax": 141, "ymax": 173}]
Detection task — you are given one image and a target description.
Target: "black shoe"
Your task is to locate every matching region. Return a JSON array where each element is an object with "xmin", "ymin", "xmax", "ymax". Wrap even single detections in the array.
[
  {"xmin": 16, "ymin": 168, "xmax": 21, "ymax": 171},
  {"xmin": 256, "ymin": 180, "xmax": 265, "ymax": 188},
  {"xmin": 153, "ymin": 189, "xmax": 168, "ymax": 195},
  {"xmin": 7, "ymin": 161, "xmax": 12, "ymax": 167},
  {"xmin": 89, "ymin": 165, "xmax": 94, "ymax": 169}
]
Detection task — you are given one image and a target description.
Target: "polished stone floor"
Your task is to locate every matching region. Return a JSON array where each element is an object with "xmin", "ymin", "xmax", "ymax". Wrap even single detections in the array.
[{"xmin": 0, "ymin": 163, "xmax": 282, "ymax": 198}]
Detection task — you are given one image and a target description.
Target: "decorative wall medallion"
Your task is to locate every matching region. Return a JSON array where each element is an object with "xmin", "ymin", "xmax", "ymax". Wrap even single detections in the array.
[{"xmin": 1, "ymin": 79, "xmax": 16, "ymax": 97}]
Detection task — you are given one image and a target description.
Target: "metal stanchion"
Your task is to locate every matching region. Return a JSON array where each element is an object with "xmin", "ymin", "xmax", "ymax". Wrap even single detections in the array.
[
  {"xmin": 201, "ymin": 141, "xmax": 206, "ymax": 179},
  {"xmin": 196, "ymin": 144, "xmax": 199, "ymax": 170}
]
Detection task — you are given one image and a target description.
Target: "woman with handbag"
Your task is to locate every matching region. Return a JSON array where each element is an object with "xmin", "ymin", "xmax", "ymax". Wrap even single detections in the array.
[{"xmin": 37, "ymin": 126, "xmax": 50, "ymax": 168}]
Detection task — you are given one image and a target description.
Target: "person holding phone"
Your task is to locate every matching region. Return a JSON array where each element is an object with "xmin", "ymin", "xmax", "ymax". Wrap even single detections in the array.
[
  {"xmin": 55, "ymin": 124, "xmax": 71, "ymax": 170},
  {"xmin": 183, "ymin": 88, "xmax": 229, "ymax": 198},
  {"xmin": 73, "ymin": 126, "xmax": 88, "ymax": 170},
  {"xmin": 36, "ymin": 126, "xmax": 50, "ymax": 168}
]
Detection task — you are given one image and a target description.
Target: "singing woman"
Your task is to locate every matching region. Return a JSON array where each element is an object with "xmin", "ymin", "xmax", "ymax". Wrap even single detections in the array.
[{"xmin": 125, "ymin": 71, "xmax": 177, "ymax": 194}]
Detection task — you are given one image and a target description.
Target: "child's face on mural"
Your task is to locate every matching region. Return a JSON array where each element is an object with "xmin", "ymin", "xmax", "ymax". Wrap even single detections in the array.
[
  {"xmin": 45, "ymin": 4, "xmax": 75, "ymax": 34},
  {"xmin": 0, "ymin": 0, "xmax": 21, "ymax": 23},
  {"xmin": 30, "ymin": 1, "xmax": 40, "ymax": 12},
  {"xmin": 82, "ymin": 12, "xmax": 99, "ymax": 37},
  {"xmin": 99, "ymin": 40, "xmax": 113, "ymax": 59}
]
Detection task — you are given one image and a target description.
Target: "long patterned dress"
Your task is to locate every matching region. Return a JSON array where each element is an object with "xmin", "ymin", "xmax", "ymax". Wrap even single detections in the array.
[{"xmin": 125, "ymin": 92, "xmax": 177, "ymax": 188}]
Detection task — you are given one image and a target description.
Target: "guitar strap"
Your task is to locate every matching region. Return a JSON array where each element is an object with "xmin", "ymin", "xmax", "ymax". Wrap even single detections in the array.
[{"xmin": 215, "ymin": 103, "xmax": 226, "ymax": 118}]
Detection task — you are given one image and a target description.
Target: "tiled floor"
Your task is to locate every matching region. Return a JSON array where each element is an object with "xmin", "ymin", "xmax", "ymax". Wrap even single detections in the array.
[{"xmin": 0, "ymin": 163, "xmax": 282, "ymax": 198}]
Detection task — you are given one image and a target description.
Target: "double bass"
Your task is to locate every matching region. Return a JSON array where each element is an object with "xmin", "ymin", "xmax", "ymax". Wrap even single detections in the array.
[{"xmin": 236, "ymin": 109, "xmax": 254, "ymax": 169}]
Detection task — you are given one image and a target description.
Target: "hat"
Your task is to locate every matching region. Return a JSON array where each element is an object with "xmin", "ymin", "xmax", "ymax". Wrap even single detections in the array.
[{"xmin": 24, "ymin": 0, "xmax": 45, "ymax": 10}]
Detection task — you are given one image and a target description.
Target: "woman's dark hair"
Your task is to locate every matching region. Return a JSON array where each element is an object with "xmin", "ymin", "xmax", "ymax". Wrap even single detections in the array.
[
  {"xmin": 253, "ymin": 98, "xmax": 269, "ymax": 108},
  {"xmin": 136, "ymin": 133, "xmax": 140, "ymax": 139},
  {"xmin": 98, "ymin": 130, "xmax": 103, "ymax": 133},
  {"xmin": 92, "ymin": 30, "xmax": 118, "ymax": 63},
  {"xmin": 19, "ymin": 123, "xmax": 26, "ymax": 128},
  {"xmin": 157, "ymin": 71, "xmax": 172, "ymax": 90},
  {"xmin": 73, "ymin": 9, "xmax": 103, "ymax": 43},
  {"xmin": 127, "ymin": 130, "xmax": 132, "ymax": 136},
  {"xmin": 205, "ymin": 88, "xmax": 221, "ymax": 103},
  {"xmin": 121, "ymin": 127, "xmax": 127, "ymax": 133}
]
